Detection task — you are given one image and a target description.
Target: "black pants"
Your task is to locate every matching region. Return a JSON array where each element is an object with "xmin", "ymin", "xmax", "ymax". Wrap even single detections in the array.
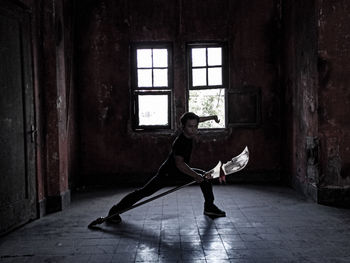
[{"xmin": 110, "ymin": 168, "xmax": 214, "ymax": 214}]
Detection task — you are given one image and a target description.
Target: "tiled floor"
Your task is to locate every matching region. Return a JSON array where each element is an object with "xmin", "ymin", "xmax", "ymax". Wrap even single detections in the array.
[{"xmin": 1, "ymin": 184, "xmax": 350, "ymax": 263}]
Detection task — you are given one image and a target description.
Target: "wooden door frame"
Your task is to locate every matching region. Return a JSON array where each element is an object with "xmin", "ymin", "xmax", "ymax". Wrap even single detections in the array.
[{"xmin": 0, "ymin": 0, "xmax": 37, "ymax": 235}]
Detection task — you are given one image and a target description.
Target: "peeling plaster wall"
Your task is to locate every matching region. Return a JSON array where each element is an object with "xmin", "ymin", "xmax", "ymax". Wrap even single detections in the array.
[
  {"xmin": 17, "ymin": 0, "xmax": 77, "ymax": 213},
  {"xmin": 318, "ymin": 0, "xmax": 350, "ymax": 192},
  {"xmin": 283, "ymin": 0, "xmax": 350, "ymax": 205},
  {"xmin": 282, "ymin": 0, "xmax": 318, "ymax": 195},
  {"xmin": 76, "ymin": 0, "xmax": 282, "ymax": 186},
  {"xmin": 63, "ymin": 0, "xmax": 79, "ymax": 191}
]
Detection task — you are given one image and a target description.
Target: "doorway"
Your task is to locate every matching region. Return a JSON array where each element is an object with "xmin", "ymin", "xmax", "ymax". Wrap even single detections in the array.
[{"xmin": 0, "ymin": 1, "xmax": 37, "ymax": 235}]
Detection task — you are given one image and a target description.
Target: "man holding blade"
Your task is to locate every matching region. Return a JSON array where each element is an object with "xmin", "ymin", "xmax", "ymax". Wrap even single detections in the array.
[{"xmin": 107, "ymin": 112, "xmax": 226, "ymax": 224}]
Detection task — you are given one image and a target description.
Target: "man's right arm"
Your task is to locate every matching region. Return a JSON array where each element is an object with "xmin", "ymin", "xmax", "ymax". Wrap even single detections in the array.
[
  {"xmin": 174, "ymin": 156, "xmax": 204, "ymax": 183},
  {"xmin": 174, "ymin": 156, "xmax": 213, "ymax": 183}
]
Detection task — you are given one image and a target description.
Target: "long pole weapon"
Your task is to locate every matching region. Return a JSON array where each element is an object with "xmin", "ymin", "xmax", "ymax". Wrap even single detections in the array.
[
  {"xmin": 88, "ymin": 147, "xmax": 249, "ymax": 229},
  {"xmin": 88, "ymin": 180, "xmax": 196, "ymax": 228}
]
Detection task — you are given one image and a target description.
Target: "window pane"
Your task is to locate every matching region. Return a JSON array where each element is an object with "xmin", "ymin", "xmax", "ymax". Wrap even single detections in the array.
[
  {"xmin": 208, "ymin": 47, "xmax": 222, "ymax": 66},
  {"xmin": 208, "ymin": 67, "xmax": 222, "ymax": 86},
  {"xmin": 192, "ymin": 68, "xmax": 207, "ymax": 86},
  {"xmin": 191, "ymin": 48, "xmax": 206, "ymax": 67},
  {"xmin": 137, "ymin": 49, "xmax": 152, "ymax": 68},
  {"xmin": 138, "ymin": 69, "xmax": 152, "ymax": 87},
  {"xmin": 153, "ymin": 69, "xmax": 168, "ymax": 87},
  {"xmin": 153, "ymin": 49, "xmax": 168, "ymax": 67},
  {"xmin": 189, "ymin": 89, "xmax": 225, "ymax": 128},
  {"xmin": 138, "ymin": 94, "xmax": 168, "ymax": 126}
]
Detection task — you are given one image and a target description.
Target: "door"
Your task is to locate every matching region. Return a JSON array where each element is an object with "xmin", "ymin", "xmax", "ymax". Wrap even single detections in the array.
[{"xmin": 0, "ymin": 1, "xmax": 36, "ymax": 235}]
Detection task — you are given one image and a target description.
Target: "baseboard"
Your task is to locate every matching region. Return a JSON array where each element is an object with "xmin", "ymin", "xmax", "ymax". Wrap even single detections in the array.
[
  {"xmin": 307, "ymin": 183, "xmax": 318, "ymax": 202},
  {"xmin": 46, "ymin": 190, "xmax": 71, "ymax": 214},
  {"xmin": 291, "ymin": 176, "xmax": 308, "ymax": 197},
  {"xmin": 37, "ymin": 198, "xmax": 47, "ymax": 217},
  {"xmin": 317, "ymin": 186, "xmax": 350, "ymax": 208}
]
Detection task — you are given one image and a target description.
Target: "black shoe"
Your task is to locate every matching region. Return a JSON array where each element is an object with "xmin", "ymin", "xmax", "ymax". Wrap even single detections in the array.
[
  {"xmin": 106, "ymin": 206, "xmax": 122, "ymax": 224},
  {"xmin": 106, "ymin": 214, "xmax": 122, "ymax": 224},
  {"xmin": 204, "ymin": 204, "xmax": 226, "ymax": 217}
]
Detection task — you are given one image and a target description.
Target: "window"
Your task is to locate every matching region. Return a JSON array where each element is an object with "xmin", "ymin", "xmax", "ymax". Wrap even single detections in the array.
[
  {"xmin": 188, "ymin": 43, "xmax": 227, "ymax": 129},
  {"xmin": 131, "ymin": 43, "xmax": 172, "ymax": 130}
]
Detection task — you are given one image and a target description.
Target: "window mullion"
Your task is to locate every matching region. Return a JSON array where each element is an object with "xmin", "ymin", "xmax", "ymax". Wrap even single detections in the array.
[
  {"xmin": 151, "ymin": 49, "xmax": 154, "ymax": 88},
  {"xmin": 188, "ymin": 43, "xmax": 226, "ymax": 129},
  {"xmin": 133, "ymin": 43, "xmax": 172, "ymax": 130},
  {"xmin": 206, "ymin": 48, "xmax": 208, "ymax": 86}
]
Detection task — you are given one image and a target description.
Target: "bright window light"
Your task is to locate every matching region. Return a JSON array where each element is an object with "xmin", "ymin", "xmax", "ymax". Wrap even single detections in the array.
[
  {"xmin": 134, "ymin": 44, "xmax": 171, "ymax": 129},
  {"xmin": 189, "ymin": 89, "xmax": 225, "ymax": 128},
  {"xmin": 208, "ymin": 47, "xmax": 222, "ymax": 66},
  {"xmin": 192, "ymin": 68, "xmax": 207, "ymax": 86},
  {"xmin": 136, "ymin": 48, "xmax": 169, "ymax": 88},
  {"xmin": 137, "ymin": 69, "xmax": 152, "ymax": 87},
  {"xmin": 138, "ymin": 95, "xmax": 168, "ymax": 126},
  {"xmin": 189, "ymin": 44, "xmax": 226, "ymax": 129},
  {"xmin": 208, "ymin": 67, "xmax": 222, "ymax": 86},
  {"xmin": 153, "ymin": 49, "xmax": 168, "ymax": 67},
  {"xmin": 137, "ymin": 49, "xmax": 152, "ymax": 67},
  {"xmin": 192, "ymin": 48, "xmax": 206, "ymax": 67},
  {"xmin": 153, "ymin": 69, "xmax": 168, "ymax": 87}
]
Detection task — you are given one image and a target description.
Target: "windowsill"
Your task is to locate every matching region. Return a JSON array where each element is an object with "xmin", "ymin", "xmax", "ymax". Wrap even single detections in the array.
[
  {"xmin": 131, "ymin": 127, "xmax": 231, "ymax": 138},
  {"xmin": 132, "ymin": 128, "xmax": 176, "ymax": 137},
  {"xmin": 198, "ymin": 128, "xmax": 226, "ymax": 132},
  {"xmin": 197, "ymin": 128, "xmax": 230, "ymax": 136},
  {"xmin": 133, "ymin": 126, "xmax": 231, "ymax": 132}
]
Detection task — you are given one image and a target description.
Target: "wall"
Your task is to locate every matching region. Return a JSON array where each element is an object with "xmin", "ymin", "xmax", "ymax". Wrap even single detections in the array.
[
  {"xmin": 281, "ymin": 0, "xmax": 318, "ymax": 196},
  {"xmin": 9, "ymin": 0, "xmax": 349, "ymax": 213},
  {"xmin": 282, "ymin": 0, "xmax": 350, "ymax": 206},
  {"xmin": 75, "ymin": 0, "xmax": 283, "ymax": 186},
  {"xmin": 17, "ymin": 0, "xmax": 77, "ymax": 214},
  {"xmin": 63, "ymin": 0, "xmax": 79, "ymax": 191},
  {"xmin": 317, "ymin": 0, "xmax": 350, "ymax": 205},
  {"xmin": 42, "ymin": 0, "xmax": 77, "ymax": 212}
]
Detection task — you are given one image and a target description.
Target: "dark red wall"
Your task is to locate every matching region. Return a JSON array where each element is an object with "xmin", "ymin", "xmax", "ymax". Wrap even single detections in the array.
[
  {"xmin": 318, "ymin": 0, "xmax": 350, "ymax": 188},
  {"xmin": 75, "ymin": 0, "xmax": 283, "ymax": 185},
  {"xmin": 11, "ymin": 0, "xmax": 350, "ymax": 208},
  {"xmin": 282, "ymin": 0, "xmax": 350, "ymax": 205},
  {"xmin": 282, "ymin": 0, "xmax": 318, "ymax": 194},
  {"xmin": 16, "ymin": 0, "xmax": 77, "ymax": 213}
]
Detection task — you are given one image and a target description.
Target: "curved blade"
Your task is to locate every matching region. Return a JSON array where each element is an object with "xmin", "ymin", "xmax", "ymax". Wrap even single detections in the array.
[
  {"xmin": 210, "ymin": 161, "xmax": 222, "ymax": 179},
  {"xmin": 222, "ymin": 146, "xmax": 249, "ymax": 175}
]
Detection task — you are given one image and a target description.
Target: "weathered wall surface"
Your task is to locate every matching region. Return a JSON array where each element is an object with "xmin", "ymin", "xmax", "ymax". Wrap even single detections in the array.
[
  {"xmin": 17, "ymin": 0, "xmax": 77, "ymax": 213},
  {"xmin": 282, "ymin": 0, "xmax": 318, "ymax": 195},
  {"xmin": 282, "ymin": 0, "xmax": 350, "ymax": 205},
  {"xmin": 75, "ymin": 0, "xmax": 282, "ymax": 185},
  {"xmin": 7, "ymin": 0, "xmax": 349, "ymax": 213},
  {"xmin": 317, "ymin": 0, "xmax": 350, "ymax": 204},
  {"xmin": 17, "ymin": 0, "xmax": 46, "ymax": 207},
  {"xmin": 281, "ymin": 0, "xmax": 295, "ymax": 188}
]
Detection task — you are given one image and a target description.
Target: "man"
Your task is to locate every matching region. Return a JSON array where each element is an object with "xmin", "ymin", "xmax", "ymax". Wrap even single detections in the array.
[{"xmin": 107, "ymin": 112, "xmax": 225, "ymax": 224}]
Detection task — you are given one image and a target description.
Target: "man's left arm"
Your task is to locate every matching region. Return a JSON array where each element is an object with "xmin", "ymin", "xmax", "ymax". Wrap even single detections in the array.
[{"xmin": 199, "ymin": 115, "xmax": 220, "ymax": 123}]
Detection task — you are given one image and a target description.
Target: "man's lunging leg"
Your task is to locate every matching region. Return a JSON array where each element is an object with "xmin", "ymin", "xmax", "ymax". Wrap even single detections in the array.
[
  {"xmin": 107, "ymin": 174, "xmax": 165, "ymax": 223},
  {"xmin": 193, "ymin": 168, "xmax": 225, "ymax": 217}
]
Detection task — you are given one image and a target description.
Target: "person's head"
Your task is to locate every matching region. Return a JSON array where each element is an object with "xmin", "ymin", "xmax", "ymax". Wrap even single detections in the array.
[{"xmin": 180, "ymin": 112, "xmax": 199, "ymax": 138}]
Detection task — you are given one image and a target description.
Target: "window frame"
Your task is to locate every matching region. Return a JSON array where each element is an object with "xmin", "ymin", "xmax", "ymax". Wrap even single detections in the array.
[
  {"xmin": 187, "ymin": 42, "xmax": 229, "ymax": 129},
  {"xmin": 131, "ymin": 42, "xmax": 173, "ymax": 131}
]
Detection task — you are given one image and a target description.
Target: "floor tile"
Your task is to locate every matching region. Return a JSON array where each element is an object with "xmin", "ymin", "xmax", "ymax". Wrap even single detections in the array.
[{"xmin": 0, "ymin": 185, "xmax": 350, "ymax": 263}]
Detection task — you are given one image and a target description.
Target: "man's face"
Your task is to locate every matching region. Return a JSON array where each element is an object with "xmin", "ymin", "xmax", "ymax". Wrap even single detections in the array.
[{"xmin": 183, "ymin": 119, "xmax": 199, "ymax": 138}]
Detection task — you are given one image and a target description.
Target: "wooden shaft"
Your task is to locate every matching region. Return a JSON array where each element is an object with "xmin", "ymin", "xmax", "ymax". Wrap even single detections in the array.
[{"xmin": 104, "ymin": 180, "xmax": 196, "ymax": 221}]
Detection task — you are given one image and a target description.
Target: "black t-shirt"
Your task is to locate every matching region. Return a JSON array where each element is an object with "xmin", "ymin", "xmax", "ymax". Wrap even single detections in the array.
[{"xmin": 160, "ymin": 133, "xmax": 193, "ymax": 175}]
